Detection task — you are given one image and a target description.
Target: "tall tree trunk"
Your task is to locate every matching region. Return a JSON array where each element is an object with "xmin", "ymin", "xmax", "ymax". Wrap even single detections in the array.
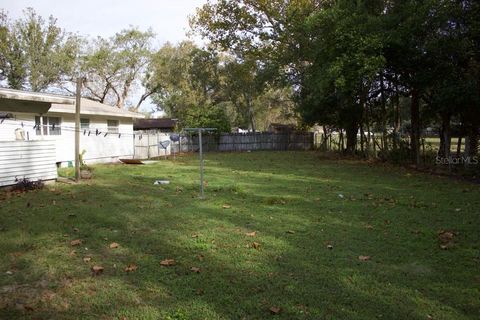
[
  {"xmin": 443, "ymin": 115, "xmax": 451, "ymax": 159},
  {"xmin": 380, "ymin": 75, "xmax": 388, "ymax": 151},
  {"xmin": 410, "ymin": 89, "xmax": 421, "ymax": 165},
  {"xmin": 360, "ymin": 123, "xmax": 365, "ymax": 155},
  {"xmin": 365, "ymin": 103, "xmax": 372, "ymax": 159},
  {"xmin": 345, "ymin": 121, "xmax": 358, "ymax": 154},
  {"xmin": 438, "ymin": 113, "xmax": 451, "ymax": 159},
  {"xmin": 392, "ymin": 83, "xmax": 401, "ymax": 150},
  {"xmin": 464, "ymin": 125, "xmax": 479, "ymax": 159},
  {"xmin": 322, "ymin": 125, "xmax": 329, "ymax": 151}
]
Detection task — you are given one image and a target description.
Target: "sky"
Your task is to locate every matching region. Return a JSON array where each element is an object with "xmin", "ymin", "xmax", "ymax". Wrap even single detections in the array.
[{"xmin": 0, "ymin": 0, "xmax": 209, "ymax": 115}]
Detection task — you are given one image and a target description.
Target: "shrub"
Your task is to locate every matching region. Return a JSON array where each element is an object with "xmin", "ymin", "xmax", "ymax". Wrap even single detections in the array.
[{"xmin": 12, "ymin": 178, "xmax": 44, "ymax": 192}]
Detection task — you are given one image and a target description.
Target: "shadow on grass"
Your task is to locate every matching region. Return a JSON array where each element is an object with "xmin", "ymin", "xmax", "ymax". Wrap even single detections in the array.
[{"xmin": 0, "ymin": 152, "xmax": 479, "ymax": 319}]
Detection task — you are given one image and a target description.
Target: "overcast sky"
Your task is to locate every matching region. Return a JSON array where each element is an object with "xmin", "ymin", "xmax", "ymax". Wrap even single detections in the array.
[
  {"xmin": 2, "ymin": 0, "xmax": 207, "ymax": 43},
  {"xmin": 1, "ymin": 0, "xmax": 208, "ymax": 114}
]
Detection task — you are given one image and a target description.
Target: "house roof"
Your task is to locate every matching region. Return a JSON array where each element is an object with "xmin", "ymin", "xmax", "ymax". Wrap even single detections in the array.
[
  {"xmin": 0, "ymin": 87, "xmax": 145, "ymax": 119},
  {"xmin": 50, "ymin": 98, "xmax": 145, "ymax": 119},
  {"xmin": 0, "ymin": 87, "xmax": 74, "ymax": 105},
  {"xmin": 134, "ymin": 118, "xmax": 177, "ymax": 130}
]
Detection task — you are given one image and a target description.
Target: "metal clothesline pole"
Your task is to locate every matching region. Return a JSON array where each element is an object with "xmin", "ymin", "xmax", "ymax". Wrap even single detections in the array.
[{"xmin": 184, "ymin": 128, "xmax": 217, "ymax": 200}]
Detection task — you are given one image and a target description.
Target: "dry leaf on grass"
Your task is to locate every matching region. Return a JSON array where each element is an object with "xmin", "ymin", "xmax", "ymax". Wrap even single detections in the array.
[
  {"xmin": 252, "ymin": 242, "xmax": 261, "ymax": 249},
  {"xmin": 109, "ymin": 242, "xmax": 120, "ymax": 249},
  {"xmin": 125, "ymin": 264, "xmax": 138, "ymax": 272},
  {"xmin": 190, "ymin": 266, "xmax": 201, "ymax": 273},
  {"xmin": 245, "ymin": 231, "xmax": 257, "ymax": 237},
  {"xmin": 160, "ymin": 259, "xmax": 176, "ymax": 266},
  {"xmin": 222, "ymin": 204, "xmax": 231, "ymax": 209},
  {"xmin": 286, "ymin": 230, "xmax": 295, "ymax": 234},
  {"xmin": 197, "ymin": 254, "xmax": 204, "ymax": 261},
  {"xmin": 327, "ymin": 244, "xmax": 333, "ymax": 250},
  {"xmin": 91, "ymin": 265, "xmax": 104, "ymax": 276},
  {"xmin": 269, "ymin": 306, "xmax": 281, "ymax": 314},
  {"xmin": 70, "ymin": 239, "xmax": 82, "ymax": 246},
  {"xmin": 358, "ymin": 255, "xmax": 371, "ymax": 261},
  {"xmin": 83, "ymin": 257, "xmax": 91, "ymax": 263},
  {"xmin": 438, "ymin": 230, "xmax": 456, "ymax": 249}
]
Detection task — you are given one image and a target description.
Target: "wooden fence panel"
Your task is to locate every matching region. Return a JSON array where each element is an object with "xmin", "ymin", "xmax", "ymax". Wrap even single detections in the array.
[{"xmin": 174, "ymin": 132, "xmax": 313, "ymax": 153}]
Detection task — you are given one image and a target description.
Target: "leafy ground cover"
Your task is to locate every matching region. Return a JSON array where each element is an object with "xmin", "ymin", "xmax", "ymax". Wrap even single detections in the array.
[{"xmin": 0, "ymin": 152, "xmax": 479, "ymax": 319}]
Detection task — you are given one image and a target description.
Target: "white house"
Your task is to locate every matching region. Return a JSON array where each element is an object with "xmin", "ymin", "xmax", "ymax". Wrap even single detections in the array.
[{"xmin": 0, "ymin": 88, "xmax": 144, "ymax": 166}]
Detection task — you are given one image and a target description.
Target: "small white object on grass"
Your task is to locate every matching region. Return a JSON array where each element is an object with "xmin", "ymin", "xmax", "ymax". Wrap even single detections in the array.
[
  {"xmin": 338, "ymin": 194, "xmax": 344, "ymax": 199},
  {"xmin": 154, "ymin": 180, "xmax": 170, "ymax": 185}
]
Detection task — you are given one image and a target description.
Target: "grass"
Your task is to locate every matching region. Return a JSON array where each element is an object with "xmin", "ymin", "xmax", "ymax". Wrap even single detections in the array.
[{"xmin": 0, "ymin": 151, "xmax": 479, "ymax": 319}]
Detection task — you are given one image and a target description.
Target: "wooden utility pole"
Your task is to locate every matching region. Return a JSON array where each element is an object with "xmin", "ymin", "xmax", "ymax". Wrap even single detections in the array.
[{"xmin": 75, "ymin": 78, "xmax": 82, "ymax": 182}]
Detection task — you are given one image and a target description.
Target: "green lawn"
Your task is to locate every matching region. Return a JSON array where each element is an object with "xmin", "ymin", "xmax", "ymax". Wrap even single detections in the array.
[{"xmin": 0, "ymin": 152, "xmax": 479, "ymax": 319}]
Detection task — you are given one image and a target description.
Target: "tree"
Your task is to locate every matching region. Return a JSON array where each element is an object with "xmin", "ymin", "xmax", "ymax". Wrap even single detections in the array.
[
  {"xmin": 80, "ymin": 27, "xmax": 154, "ymax": 108},
  {"xmin": 0, "ymin": 8, "xmax": 79, "ymax": 91},
  {"xmin": 222, "ymin": 56, "xmax": 270, "ymax": 132},
  {"xmin": 147, "ymin": 42, "xmax": 231, "ymax": 131}
]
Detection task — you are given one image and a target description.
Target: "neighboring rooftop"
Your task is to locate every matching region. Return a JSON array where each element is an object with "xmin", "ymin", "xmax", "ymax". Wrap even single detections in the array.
[{"xmin": 134, "ymin": 118, "xmax": 177, "ymax": 130}]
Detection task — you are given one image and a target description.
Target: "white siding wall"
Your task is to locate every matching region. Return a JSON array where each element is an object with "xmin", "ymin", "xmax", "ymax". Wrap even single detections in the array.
[
  {"xmin": 0, "ymin": 140, "xmax": 57, "ymax": 187},
  {"xmin": 0, "ymin": 112, "xmax": 135, "ymax": 165}
]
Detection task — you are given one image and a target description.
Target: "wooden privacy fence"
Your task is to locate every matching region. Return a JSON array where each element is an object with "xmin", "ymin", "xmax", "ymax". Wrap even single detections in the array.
[
  {"xmin": 134, "ymin": 131, "xmax": 314, "ymax": 158},
  {"xmin": 0, "ymin": 140, "xmax": 57, "ymax": 187},
  {"xmin": 174, "ymin": 132, "xmax": 314, "ymax": 153}
]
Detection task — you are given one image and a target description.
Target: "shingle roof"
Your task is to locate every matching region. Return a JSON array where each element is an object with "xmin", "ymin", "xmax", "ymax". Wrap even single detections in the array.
[
  {"xmin": 50, "ymin": 98, "xmax": 145, "ymax": 119},
  {"xmin": 134, "ymin": 118, "xmax": 177, "ymax": 130}
]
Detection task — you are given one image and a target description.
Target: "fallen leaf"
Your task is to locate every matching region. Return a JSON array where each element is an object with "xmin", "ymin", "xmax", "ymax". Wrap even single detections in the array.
[
  {"xmin": 245, "ymin": 231, "xmax": 257, "ymax": 237},
  {"xmin": 69, "ymin": 250, "xmax": 77, "ymax": 256},
  {"xmin": 222, "ymin": 204, "xmax": 231, "ymax": 209},
  {"xmin": 83, "ymin": 257, "xmax": 92, "ymax": 263},
  {"xmin": 197, "ymin": 254, "xmax": 204, "ymax": 261},
  {"xmin": 438, "ymin": 230, "xmax": 455, "ymax": 242},
  {"xmin": 125, "ymin": 264, "xmax": 138, "ymax": 272},
  {"xmin": 70, "ymin": 239, "xmax": 82, "ymax": 246},
  {"xmin": 358, "ymin": 255, "xmax": 371, "ymax": 261},
  {"xmin": 91, "ymin": 265, "xmax": 104, "ymax": 276},
  {"xmin": 269, "ymin": 306, "xmax": 281, "ymax": 314},
  {"xmin": 438, "ymin": 230, "xmax": 456, "ymax": 249},
  {"xmin": 327, "ymin": 244, "xmax": 333, "ymax": 250},
  {"xmin": 109, "ymin": 242, "xmax": 120, "ymax": 249},
  {"xmin": 160, "ymin": 259, "xmax": 176, "ymax": 266},
  {"xmin": 190, "ymin": 266, "xmax": 201, "ymax": 273},
  {"xmin": 73, "ymin": 227, "xmax": 79, "ymax": 232},
  {"xmin": 252, "ymin": 242, "xmax": 261, "ymax": 249},
  {"xmin": 286, "ymin": 230, "xmax": 295, "ymax": 234}
]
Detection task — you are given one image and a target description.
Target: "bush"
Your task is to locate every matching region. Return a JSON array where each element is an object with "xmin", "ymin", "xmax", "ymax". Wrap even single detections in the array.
[{"xmin": 12, "ymin": 178, "xmax": 44, "ymax": 192}]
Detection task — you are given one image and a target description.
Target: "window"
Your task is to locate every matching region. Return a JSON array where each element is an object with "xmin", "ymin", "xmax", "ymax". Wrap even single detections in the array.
[
  {"xmin": 48, "ymin": 117, "xmax": 61, "ymax": 135},
  {"xmin": 80, "ymin": 118, "xmax": 90, "ymax": 130},
  {"xmin": 35, "ymin": 116, "xmax": 61, "ymax": 136},
  {"xmin": 107, "ymin": 120, "xmax": 119, "ymax": 134}
]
